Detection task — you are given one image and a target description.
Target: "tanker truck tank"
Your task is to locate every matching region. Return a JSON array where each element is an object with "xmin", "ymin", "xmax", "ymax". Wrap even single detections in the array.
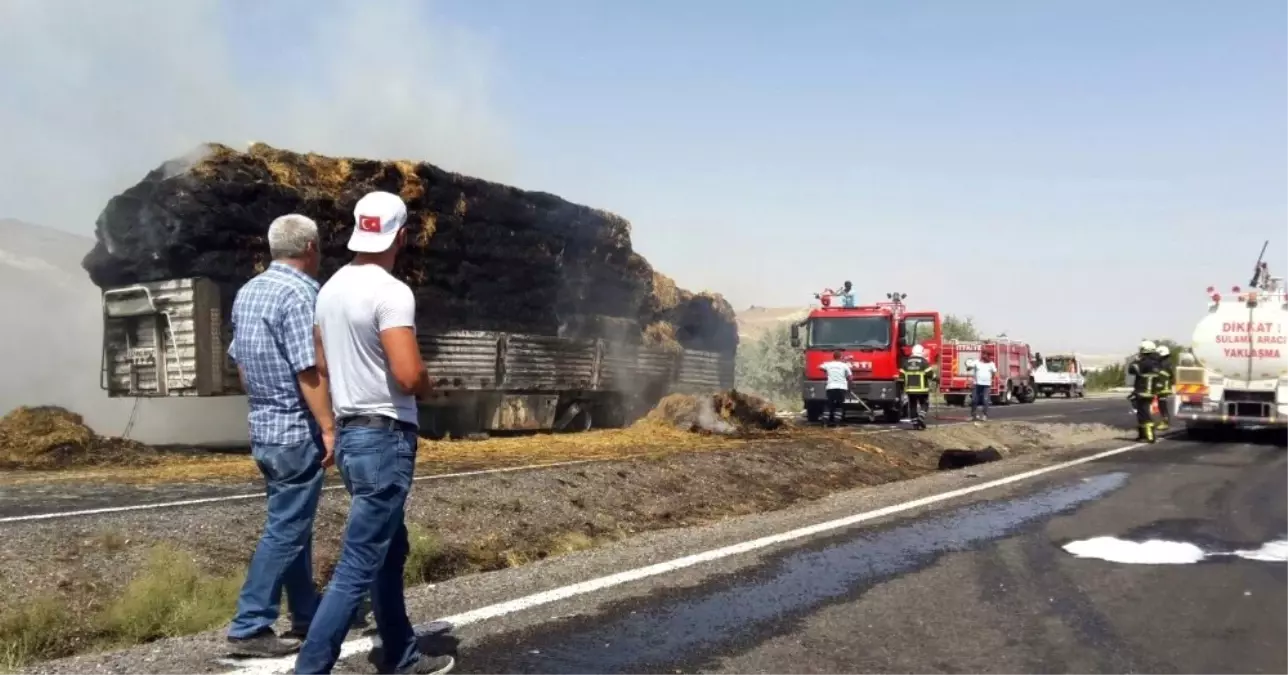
[{"xmin": 1174, "ymin": 275, "xmax": 1288, "ymax": 437}]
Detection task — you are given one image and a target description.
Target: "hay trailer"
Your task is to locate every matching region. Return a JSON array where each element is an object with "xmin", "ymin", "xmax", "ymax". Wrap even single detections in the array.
[{"xmin": 99, "ymin": 277, "xmax": 734, "ymax": 437}]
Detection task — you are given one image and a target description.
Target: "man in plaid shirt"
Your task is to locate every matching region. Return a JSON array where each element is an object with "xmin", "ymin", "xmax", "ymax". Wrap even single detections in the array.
[{"xmin": 225, "ymin": 214, "xmax": 337, "ymax": 657}]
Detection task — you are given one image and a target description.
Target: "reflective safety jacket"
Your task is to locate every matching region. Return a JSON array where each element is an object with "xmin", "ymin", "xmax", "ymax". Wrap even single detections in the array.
[
  {"xmin": 1128, "ymin": 355, "xmax": 1161, "ymax": 398},
  {"xmin": 1153, "ymin": 365, "xmax": 1173, "ymax": 397},
  {"xmin": 900, "ymin": 356, "xmax": 933, "ymax": 394}
]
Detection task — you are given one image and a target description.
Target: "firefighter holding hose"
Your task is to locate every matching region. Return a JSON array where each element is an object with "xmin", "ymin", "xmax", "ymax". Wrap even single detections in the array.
[
  {"xmin": 1127, "ymin": 340, "xmax": 1162, "ymax": 443},
  {"xmin": 900, "ymin": 344, "xmax": 934, "ymax": 430},
  {"xmin": 1153, "ymin": 345, "xmax": 1173, "ymax": 431}
]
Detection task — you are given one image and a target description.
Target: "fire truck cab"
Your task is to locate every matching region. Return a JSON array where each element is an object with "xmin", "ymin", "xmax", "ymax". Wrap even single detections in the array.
[{"xmin": 790, "ymin": 289, "xmax": 942, "ymax": 423}]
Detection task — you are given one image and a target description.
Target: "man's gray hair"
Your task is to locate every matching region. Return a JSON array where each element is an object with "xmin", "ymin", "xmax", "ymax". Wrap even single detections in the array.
[{"xmin": 267, "ymin": 214, "xmax": 319, "ymax": 259}]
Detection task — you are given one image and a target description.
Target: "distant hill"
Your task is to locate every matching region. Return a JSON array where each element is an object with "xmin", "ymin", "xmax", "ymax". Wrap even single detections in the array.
[
  {"xmin": 735, "ymin": 306, "xmax": 809, "ymax": 341},
  {"xmin": 0, "ymin": 219, "xmax": 248, "ymax": 445}
]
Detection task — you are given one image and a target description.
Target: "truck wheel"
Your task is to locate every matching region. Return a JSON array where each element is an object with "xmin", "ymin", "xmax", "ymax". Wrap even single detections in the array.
[
  {"xmin": 1019, "ymin": 386, "xmax": 1036, "ymax": 404},
  {"xmin": 806, "ymin": 402, "xmax": 824, "ymax": 423},
  {"xmin": 999, "ymin": 387, "xmax": 1014, "ymax": 405}
]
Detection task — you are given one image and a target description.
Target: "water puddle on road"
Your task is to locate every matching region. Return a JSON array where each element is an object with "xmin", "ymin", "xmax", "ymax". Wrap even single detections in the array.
[{"xmin": 458, "ymin": 471, "xmax": 1129, "ymax": 674}]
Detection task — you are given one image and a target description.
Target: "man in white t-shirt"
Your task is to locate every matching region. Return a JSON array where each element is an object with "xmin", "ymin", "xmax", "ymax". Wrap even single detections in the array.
[
  {"xmin": 818, "ymin": 351, "xmax": 854, "ymax": 426},
  {"xmin": 295, "ymin": 192, "xmax": 453, "ymax": 675},
  {"xmin": 968, "ymin": 352, "xmax": 998, "ymax": 421}
]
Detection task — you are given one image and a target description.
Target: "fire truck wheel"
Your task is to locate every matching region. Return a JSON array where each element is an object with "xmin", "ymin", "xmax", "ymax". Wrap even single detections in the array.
[{"xmin": 1000, "ymin": 387, "xmax": 1014, "ymax": 405}]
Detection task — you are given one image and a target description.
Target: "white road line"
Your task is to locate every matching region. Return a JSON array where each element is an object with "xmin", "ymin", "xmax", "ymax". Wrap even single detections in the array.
[
  {"xmin": 219, "ymin": 438, "xmax": 1152, "ymax": 675},
  {"xmin": 0, "ymin": 459, "xmax": 604, "ymax": 525}
]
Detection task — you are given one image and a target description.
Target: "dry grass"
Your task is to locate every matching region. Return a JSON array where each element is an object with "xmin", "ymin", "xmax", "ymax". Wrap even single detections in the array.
[{"xmin": 0, "ymin": 544, "xmax": 242, "ymax": 669}]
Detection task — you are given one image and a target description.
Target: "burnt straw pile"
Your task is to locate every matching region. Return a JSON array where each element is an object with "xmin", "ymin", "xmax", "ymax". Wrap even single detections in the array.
[
  {"xmin": 643, "ymin": 390, "xmax": 782, "ymax": 434},
  {"xmin": 81, "ymin": 143, "xmax": 737, "ymax": 353},
  {"xmin": 0, "ymin": 406, "xmax": 159, "ymax": 470}
]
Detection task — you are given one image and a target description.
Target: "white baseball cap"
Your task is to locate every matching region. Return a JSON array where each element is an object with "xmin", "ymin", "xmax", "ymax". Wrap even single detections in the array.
[{"xmin": 348, "ymin": 191, "xmax": 408, "ymax": 253}]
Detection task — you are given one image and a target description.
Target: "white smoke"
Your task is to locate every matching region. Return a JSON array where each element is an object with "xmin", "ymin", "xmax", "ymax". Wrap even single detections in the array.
[
  {"xmin": 695, "ymin": 397, "xmax": 735, "ymax": 435},
  {"xmin": 0, "ymin": 0, "xmax": 515, "ymax": 234},
  {"xmin": 0, "ymin": 0, "xmax": 516, "ymax": 444}
]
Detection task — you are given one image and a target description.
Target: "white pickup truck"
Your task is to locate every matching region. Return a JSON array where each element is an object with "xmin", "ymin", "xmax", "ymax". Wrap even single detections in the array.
[{"xmin": 1032, "ymin": 354, "xmax": 1086, "ymax": 398}]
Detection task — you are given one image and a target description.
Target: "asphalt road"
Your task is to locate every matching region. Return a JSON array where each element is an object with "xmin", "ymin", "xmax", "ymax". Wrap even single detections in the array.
[
  {"xmin": 445, "ymin": 432, "xmax": 1286, "ymax": 674},
  {"xmin": 29, "ymin": 398, "xmax": 1284, "ymax": 674},
  {"xmin": 0, "ymin": 396, "xmax": 1127, "ymax": 521}
]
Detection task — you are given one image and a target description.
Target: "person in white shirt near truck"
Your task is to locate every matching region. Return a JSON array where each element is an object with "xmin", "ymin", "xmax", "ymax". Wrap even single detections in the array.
[
  {"xmin": 968, "ymin": 352, "xmax": 998, "ymax": 421},
  {"xmin": 818, "ymin": 351, "xmax": 854, "ymax": 427},
  {"xmin": 294, "ymin": 191, "xmax": 453, "ymax": 675}
]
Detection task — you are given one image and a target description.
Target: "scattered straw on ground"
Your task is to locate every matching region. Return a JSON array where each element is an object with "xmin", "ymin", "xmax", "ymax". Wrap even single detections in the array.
[{"xmin": 0, "ymin": 407, "xmax": 161, "ymax": 470}]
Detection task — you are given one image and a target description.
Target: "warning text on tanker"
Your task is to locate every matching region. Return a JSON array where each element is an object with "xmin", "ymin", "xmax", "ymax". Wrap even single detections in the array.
[{"xmin": 1217, "ymin": 321, "xmax": 1284, "ymax": 358}]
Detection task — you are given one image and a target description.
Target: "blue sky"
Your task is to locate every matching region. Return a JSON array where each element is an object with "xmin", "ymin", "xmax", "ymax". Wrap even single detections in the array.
[
  {"xmin": 412, "ymin": 0, "xmax": 1286, "ymax": 352},
  {"xmin": 4, "ymin": 0, "xmax": 1285, "ymax": 354}
]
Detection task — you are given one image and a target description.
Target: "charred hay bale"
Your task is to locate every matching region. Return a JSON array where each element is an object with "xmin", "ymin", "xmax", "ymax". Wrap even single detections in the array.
[
  {"xmin": 81, "ymin": 143, "xmax": 728, "ymax": 350},
  {"xmin": 639, "ymin": 390, "xmax": 779, "ymax": 434},
  {"xmin": 0, "ymin": 406, "xmax": 157, "ymax": 470},
  {"xmin": 712, "ymin": 390, "xmax": 781, "ymax": 431},
  {"xmin": 640, "ymin": 270, "xmax": 738, "ymax": 354}
]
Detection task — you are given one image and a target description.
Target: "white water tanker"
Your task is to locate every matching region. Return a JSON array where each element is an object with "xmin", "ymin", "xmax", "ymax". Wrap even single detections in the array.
[{"xmin": 1173, "ymin": 258, "xmax": 1288, "ymax": 437}]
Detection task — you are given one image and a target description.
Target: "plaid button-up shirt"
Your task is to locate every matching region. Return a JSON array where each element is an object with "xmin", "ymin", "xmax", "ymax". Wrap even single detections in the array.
[{"xmin": 228, "ymin": 262, "xmax": 321, "ymax": 446}]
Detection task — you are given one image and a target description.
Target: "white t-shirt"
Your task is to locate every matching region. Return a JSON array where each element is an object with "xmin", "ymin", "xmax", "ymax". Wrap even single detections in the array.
[
  {"xmin": 819, "ymin": 360, "xmax": 854, "ymax": 390},
  {"xmin": 971, "ymin": 360, "xmax": 998, "ymax": 387},
  {"xmin": 314, "ymin": 263, "xmax": 418, "ymax": 425}
]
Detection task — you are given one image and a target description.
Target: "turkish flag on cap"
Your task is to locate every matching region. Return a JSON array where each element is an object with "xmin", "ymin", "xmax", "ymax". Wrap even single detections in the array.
[{"xmin": 358, "ymin": 215, "xmax": 382, "ymax": 232}]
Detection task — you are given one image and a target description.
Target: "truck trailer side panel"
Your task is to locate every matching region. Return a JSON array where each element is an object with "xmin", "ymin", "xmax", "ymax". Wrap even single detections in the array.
[{"xmin": 100, "ymin": 277, "xmax": 735, "ymax": 434}]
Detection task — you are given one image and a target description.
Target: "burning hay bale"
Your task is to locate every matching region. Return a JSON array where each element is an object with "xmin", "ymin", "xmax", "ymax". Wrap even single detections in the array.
[
  {"xmin": 81, "ymin": 143, "xmax": 738, "ymax": 354},
  {"xmin": 641, "ymin": 390, "xmax": 782, "ymax": 434},
  {"xmin": 0, "ymin": 406, "xmax": 157, "ymax": 470}
]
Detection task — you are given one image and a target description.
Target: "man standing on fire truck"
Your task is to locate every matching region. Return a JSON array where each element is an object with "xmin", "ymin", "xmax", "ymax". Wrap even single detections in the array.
[
  {"xmin": 899, "ymin": 344, "xmax": 934, "ymax": 429},
  {"xmin": 1127, "ymin": 340, "xmax": 1162, "ymax": 443}
]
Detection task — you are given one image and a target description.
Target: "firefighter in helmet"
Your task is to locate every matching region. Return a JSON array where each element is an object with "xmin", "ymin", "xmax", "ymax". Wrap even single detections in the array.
[
  {"xmin": 1127, "ymin": 340, "xmax": 1161, "ymax": 442},
  {"xmin": 1153, "ymin": 345, "xmax": 1173, "ymax": 431},
  {"xmin": 900, "ymin": 344, "xmax": 934, "ymax": 430}
]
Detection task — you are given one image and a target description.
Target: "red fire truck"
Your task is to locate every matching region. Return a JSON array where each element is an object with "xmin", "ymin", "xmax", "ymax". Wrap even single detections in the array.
[
  {"xmin": 790, "ymin": 289, "xmax": 942, "ymax": 423},
  {"xmin": 937, "ymin": 338, "xmax": 1037, "ymax": 407}
]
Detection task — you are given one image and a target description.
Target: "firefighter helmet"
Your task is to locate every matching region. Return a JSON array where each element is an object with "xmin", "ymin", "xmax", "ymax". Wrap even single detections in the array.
[
  {"xmin": 1156, "ymin": 345, "xmax": 1170, "ymax": 358},
  {"xmin": 911, "ymin": 344, "xmax": 925, "ymax": 357},
  {"xmin": 1139, "ymin": 340, "xmax": 1157, "ymax": 353}
]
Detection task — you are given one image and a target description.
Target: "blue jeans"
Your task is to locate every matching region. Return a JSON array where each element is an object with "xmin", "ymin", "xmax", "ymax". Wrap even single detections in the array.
[
  {"xmin": 970, "ymin": 384, "xmax": 992, "ymax": 418},
  {"xmin": 229, "ymin": 436, "xmax": 325, "ymax": 639},
  {"xmin": 295, "ymin": 426, "xmax": 420, "ymax": 674}
]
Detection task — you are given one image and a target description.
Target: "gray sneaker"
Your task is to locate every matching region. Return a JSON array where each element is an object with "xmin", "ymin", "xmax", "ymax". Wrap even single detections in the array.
[
  {"xmin": 226, "ymin": 629, "xmax": 301, "ymax": 657},
  {"xmin": 396, "ymin": 654, "xmax": 455, "ymax": 675}
]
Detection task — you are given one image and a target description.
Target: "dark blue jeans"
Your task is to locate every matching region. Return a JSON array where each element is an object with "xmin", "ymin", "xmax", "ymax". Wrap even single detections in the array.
[
  {"xmin": 228, "ymin": 436, "xmax": 325, "ymax": 639},
  {"xmin": 295, "ymin": 426, "xmax": 420, "ymax": 674},
  {"xmin": 970, "ymin": 384, "xmax": 992, "ymax": 418}
]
